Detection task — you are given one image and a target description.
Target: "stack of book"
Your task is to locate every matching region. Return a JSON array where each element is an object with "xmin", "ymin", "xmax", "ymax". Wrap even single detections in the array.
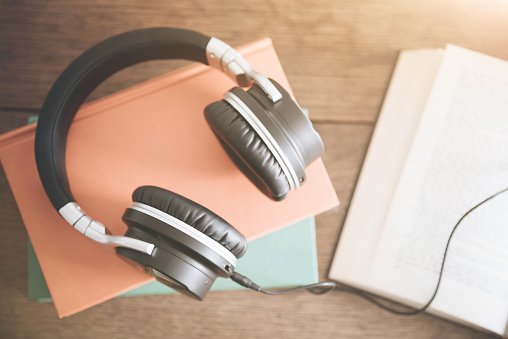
[{"xmin": 0, "ymin": 38, "xmax": 339, "ymax": 317}]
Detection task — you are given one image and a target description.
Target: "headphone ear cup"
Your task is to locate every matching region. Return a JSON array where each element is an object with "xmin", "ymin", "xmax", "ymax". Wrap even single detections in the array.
[
  {"xmin": 205, "ymin": 99, "xmax": 291, "ymax": 201},
  {"xmin": 117, "ymin": 186, "xmax": 245, "ymax": 301}
]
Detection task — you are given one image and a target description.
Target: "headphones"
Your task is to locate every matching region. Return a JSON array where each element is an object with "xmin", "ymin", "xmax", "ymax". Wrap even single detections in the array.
[{"xmin": 34, "ymin": 27, "xmax": 324, "ymax": 300}]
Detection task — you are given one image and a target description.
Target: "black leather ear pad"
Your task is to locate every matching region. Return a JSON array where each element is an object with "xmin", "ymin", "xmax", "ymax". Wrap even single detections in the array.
[
  {"xmin": 132, "ymin": 185, "xmax": 247, "ymax": 258},
  {"xmin": 204, "ymin": 99, "xmax": 290, "ymax": 201}
]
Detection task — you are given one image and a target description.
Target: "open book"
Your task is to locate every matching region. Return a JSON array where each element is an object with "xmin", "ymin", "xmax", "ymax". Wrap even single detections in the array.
[{"xmin": 328, "ymin": 45, "xmax": 508, "ymax": 336}]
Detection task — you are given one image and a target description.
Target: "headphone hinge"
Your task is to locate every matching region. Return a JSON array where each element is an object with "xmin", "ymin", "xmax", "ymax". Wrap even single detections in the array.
[
  {"xmin": 206, "ymin": 37, "xmax": 282, "ymax": 102},
  {"xmin": 58, "ymin": 202, "xmax": 154, "ymax": 255}
]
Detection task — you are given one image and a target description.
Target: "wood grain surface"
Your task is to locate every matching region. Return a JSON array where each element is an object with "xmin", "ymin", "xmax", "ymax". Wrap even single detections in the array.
[{"xmin": 1, "ymin": 0, "xmax": 506, "ymax": 338}]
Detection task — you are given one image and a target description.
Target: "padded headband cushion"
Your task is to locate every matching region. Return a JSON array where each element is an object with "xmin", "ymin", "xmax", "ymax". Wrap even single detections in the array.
[
  {"xmin": 204, "ymin": 99, "xmax": 290, "ymax": 201},
  {"xmin": 34, "ymin": 28, "xmax": 211, "ymax": 210},
  {"xmin": 132, "ymin": 185, "xmax": 247, "ymax": 258}
]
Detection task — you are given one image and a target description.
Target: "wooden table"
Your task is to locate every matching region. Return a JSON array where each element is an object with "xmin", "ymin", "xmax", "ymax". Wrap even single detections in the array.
[{"xmin": 1, "ymin": 1, "xmax": 506, "ymax": 338}]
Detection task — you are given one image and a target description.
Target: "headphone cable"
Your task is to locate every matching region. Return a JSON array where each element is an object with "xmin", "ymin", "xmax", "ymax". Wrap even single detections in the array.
[{"xmin": 230, "ymin": 185, "xmax": 508, "ymax": 316}]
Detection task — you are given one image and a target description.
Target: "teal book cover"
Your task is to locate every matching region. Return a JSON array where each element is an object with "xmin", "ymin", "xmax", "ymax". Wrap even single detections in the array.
[{"xmin": 28, "ymin": 217, "xmax": 318, "ymax": 301}]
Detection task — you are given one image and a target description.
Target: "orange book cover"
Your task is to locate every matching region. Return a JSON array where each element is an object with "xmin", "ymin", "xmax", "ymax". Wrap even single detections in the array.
[{"xmin": 0, "ymin": 38, "xmax": 339, "ymax": 317}]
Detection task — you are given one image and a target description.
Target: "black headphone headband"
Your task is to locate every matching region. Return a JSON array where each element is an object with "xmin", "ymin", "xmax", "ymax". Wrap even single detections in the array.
[{"xmin": 35, "ymin": 28, "xmax": 215, "ymax": 210}]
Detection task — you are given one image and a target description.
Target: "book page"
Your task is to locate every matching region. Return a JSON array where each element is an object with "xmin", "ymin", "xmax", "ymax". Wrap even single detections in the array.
[
  {"xmin": 369, "ymin": 45, "xmax": 508, "ymax": 335},
  {"xmin": 328, "ymin": 49, "xmax": 444, "ymax": 286}
]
